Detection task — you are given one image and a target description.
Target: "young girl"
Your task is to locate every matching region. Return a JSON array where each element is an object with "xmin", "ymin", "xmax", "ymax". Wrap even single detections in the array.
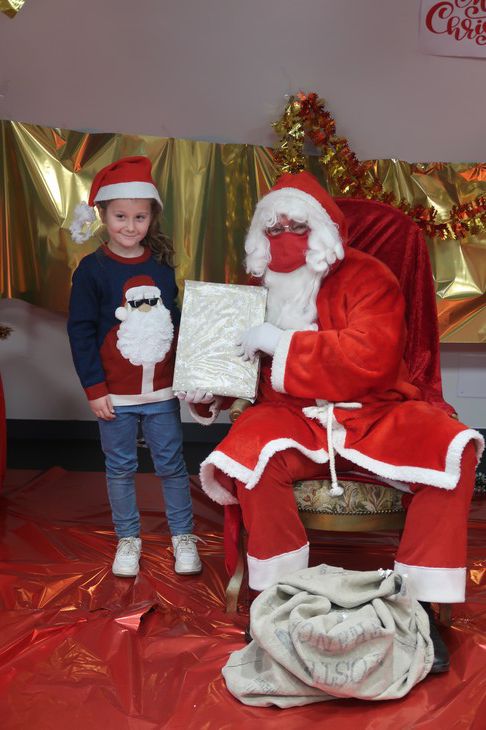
[{"xmin": 67, "ymin": 155, "xmax": 202, "ymax": 578}]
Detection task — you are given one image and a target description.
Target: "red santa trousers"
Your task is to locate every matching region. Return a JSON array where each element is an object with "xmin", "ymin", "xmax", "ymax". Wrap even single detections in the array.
[{"xmin": 225, "ymin": 441, "xmax": 477, "ymax": 603}]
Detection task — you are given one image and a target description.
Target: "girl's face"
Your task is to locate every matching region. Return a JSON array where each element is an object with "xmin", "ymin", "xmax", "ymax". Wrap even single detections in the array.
[{"xmin": 102, "ymin": 198, "xmax": 152, "ymax": 257}]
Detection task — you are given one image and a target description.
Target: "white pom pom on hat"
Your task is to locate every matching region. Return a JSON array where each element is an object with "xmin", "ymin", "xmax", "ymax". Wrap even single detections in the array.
[
  {"xmin": 69, "ymin": 156, "xmax": 163, "ymax": 244},
  {"xmin": 115, "ymin": 306, "xmax": 128, "ymax": 321},
  {"xmin": 70, "ymin": 202, "xmax": 97, "ymax": 243}
]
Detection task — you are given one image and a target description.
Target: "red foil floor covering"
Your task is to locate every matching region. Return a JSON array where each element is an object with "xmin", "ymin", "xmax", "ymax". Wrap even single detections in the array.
[{"xmin": 0, "ymin": 467, "xmax": 485, "ymax": 729}]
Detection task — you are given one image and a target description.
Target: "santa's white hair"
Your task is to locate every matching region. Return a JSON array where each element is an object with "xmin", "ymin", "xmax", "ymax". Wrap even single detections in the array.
[
  {"xmin": 245, "ymin": 187, "xmax": 345, "ymax": 278},
  {"xmin": 116, "ymin": 301, "xmax": 174, "ymax": 366}
]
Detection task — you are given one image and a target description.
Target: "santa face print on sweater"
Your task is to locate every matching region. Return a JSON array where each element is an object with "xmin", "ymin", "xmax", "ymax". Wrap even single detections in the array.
[{"xmin": 115, "ymin": 284, "xmax": 174, "ymax": 367}]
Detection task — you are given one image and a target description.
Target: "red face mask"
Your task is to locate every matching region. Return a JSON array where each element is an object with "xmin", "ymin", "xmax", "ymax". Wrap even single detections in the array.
[{"xmin": 268, "ymin": 232, "xmax": 309, "ymax": 273}]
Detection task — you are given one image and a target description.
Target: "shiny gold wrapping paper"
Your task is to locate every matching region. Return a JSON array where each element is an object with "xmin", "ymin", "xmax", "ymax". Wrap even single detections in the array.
[
  {"xmin": 0, "ymin": 0, "xmax": 25, "ymax": 18},
  {"xmin": 0, "ymin": 120, "xmax": 485, "ymax": 341},
  {"xmin": 370, "ymin": 159, "xmax": 486, "ymax": 342},
  {"xmin": 172, "ymin": 281, "xmax": 267, "ymax": 399}
]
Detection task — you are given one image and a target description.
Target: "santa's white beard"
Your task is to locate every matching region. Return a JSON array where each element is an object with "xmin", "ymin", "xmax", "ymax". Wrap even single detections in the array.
[
  {"xmin": 117, "ymin": 304, "xmax": 174, "ymax": 366},
  {"xmin": 264, "ymin": 265, "xmax": 324, "ymax": 330}
]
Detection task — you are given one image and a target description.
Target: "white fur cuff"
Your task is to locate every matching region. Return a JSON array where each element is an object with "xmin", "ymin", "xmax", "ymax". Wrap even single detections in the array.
[
  {"xmin": 271, "ymin": 330, "xmax": 294, "ymax": 393},
  {"xmin": 247, "ymin": 544, "xmax": 310, "ymax": 591},
  {"xmin": 188, "ymin": 399, "xmax": 221, "ymax": 426},
  {"xmin": 394, "ymin": 562, "xmax": 466, "ymax": 603}
]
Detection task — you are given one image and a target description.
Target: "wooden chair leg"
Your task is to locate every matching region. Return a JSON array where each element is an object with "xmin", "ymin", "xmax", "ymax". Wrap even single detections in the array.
[
  {"xmin": 438, "ymin": 603, "xmax": 452, "ymax": 626},
  {"xmin": 225, "ymin": 531, "xmax": 246, "ymax": 613}
]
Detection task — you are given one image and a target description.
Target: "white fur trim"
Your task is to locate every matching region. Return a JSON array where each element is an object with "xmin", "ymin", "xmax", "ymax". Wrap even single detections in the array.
[
  {"xmin": 330, "ymin": 419, "xmax": 483, "ymax": 490},
  {"xmin": 109, "ymin": 386, "xmax": 174, "ymax": 405},
  {"xmin": 199, "ymin": 417, "xmax": 483, "ymax": 505},
  {"xmin": 199, "ymin": 459, "xmax": 241, "ymax": 506},
  {"xmin": 199, "ymin": 439, "xmax": 330, "ymax": 505},
  {"xmin": 261, "ymin": 187, "xmax": 335, "ymax": 222},
  {"xmin": 187, "ymin": 401, "xmax": 220, "ymax": 426},
  {"xmin": 70, "ymin": 202, "xmax": 97, "ymax": 243},
  {"xmin": 115, "ymin": 306, "xmax": 128, "ymax": 321},
  {"xmin": 94, "ymin": 181, "xmax": 163, "ymax": 207},
  {"xmin": 394, "ymin": 562, "xmax": 466, "ymax": 603},
  {"xmin": 247, "ymin": 544, "xmax": 310, "ymax": 591},
  {"xmin": 270, "ymin": 330, "xmax": 294, "ymax": 393},
  {"xmin": 125, "ymin": 285, "xmax": 161, "ymax": 301}
]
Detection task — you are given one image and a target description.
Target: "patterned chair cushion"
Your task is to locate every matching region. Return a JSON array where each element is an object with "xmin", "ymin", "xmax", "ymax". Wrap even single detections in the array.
[{"xmin": 293, "ymin": 479, "xmax": 405, "ymax": 515}]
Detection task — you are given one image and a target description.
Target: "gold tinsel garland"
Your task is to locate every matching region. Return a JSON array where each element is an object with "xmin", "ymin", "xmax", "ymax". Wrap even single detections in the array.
[
  {"xmin": 273, "ymin": 92, "xmax": 486, "ymax": 240},
  {"xmin": 0, "ymin": 0, "xmax": 26, "ymax": 18}
]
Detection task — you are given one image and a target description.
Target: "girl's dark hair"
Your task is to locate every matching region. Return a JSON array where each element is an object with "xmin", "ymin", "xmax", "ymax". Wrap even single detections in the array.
[{"xmin": 97, "ymin": 199, "xmax": 175, "ymax": 267}]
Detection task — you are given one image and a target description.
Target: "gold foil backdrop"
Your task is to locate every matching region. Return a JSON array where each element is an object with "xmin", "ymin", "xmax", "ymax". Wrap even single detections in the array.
[
  {"xmin": 0, "ymin": 119, "xmax": 485, "ymax": 342},
  {"xmin": 0, "ymin": 0, "xmax": 26, "ymax": 18}
]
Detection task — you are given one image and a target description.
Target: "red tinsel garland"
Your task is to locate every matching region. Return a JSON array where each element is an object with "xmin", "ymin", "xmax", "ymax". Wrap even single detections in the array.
[{"xmin": 273, "ymin": 93, "xmax": 486, "ymax": 240}]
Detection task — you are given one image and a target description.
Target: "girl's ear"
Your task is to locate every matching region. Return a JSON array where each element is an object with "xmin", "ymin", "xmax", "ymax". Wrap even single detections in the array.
[{"xmin": 97, "ymin": 204, "xmax": 106, "ymax": 223}]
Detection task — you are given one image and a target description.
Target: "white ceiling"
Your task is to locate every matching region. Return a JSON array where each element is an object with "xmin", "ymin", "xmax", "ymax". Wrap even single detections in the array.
[{"xmin": 1, "ymin": 0, "xmax": 485, "ymax": 162}]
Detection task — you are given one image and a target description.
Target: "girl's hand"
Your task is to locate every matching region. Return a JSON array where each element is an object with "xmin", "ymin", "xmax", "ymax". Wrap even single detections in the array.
[{"xmin": 89, "ymin": 395, "xmax": 116, "ymax": 420}]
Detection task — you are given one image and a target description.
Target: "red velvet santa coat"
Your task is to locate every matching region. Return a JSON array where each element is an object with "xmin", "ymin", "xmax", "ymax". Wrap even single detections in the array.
[{"xmin": 200, "ymin": 248, "xmax": 483, "ymax": 505}]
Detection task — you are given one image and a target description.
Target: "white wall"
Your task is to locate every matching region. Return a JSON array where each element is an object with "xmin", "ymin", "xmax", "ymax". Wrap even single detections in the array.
[
  {"xmin": 440, "ymin": 345, "xmax": 486, "ymax": 428},
  {"xmin": 1, "ymin": 0, "xmax": 486, "ymax": 161},
  {"xmin": 0, "ymin": 298, "xmax": 484, "ymax": 428}
]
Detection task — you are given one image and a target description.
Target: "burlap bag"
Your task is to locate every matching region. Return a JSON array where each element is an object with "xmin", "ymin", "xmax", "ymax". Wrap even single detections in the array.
[{"xmin": 222, "ymin": 564, "xmax": 433, "ymax": 707}]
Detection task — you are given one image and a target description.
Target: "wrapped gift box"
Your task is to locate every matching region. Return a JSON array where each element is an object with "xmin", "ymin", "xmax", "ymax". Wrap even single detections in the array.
[{"xmin": 172, "ymin": 281, "xmax": 267, "ymax": 400}]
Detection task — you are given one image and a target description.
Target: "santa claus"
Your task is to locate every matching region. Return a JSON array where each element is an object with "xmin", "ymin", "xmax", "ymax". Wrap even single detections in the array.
[{"xmin": 181, "ymin": 171, "xmax": 483, "ymax": 672}]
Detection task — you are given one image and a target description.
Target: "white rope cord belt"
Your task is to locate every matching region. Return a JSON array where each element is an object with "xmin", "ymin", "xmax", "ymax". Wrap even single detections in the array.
[{"xmin": 302, "ymin": 401, "xmax": 362, "ymax": 496}]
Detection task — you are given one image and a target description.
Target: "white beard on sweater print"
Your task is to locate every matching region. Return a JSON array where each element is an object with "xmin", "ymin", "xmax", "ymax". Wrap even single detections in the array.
[{"xmin": 116, "ymin": 303, "xmax": 174, "ymax": 367}]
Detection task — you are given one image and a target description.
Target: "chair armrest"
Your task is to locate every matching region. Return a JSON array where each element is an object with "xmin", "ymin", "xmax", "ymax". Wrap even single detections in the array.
[{"xmin": 229, "ymin": 398, "xmax": 253, "ymax": 422}]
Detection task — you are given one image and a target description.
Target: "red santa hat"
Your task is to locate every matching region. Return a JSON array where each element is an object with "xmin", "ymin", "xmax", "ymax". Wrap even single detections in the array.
[
  {"xmin": 70, "ymin": 156, "xmax": 163, "ymax": 243},
  {"xmin": 245, "ymin": 171, "xmax": 348, "ymax": 278},
  {"xmin": 115, "ymin": 275, "xmax": 162, "ymax": 321}
]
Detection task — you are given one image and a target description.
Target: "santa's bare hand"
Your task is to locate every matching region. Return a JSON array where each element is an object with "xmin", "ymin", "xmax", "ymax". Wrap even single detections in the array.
[
  {"xmin": 235, "ymin": 323, "xmax": 283, "ymax": 363},
  {"xmin": 89, "ymin": 395, "xmax": 115, "ymax": 420},
  {"xmin": 175, "ymin": 389, "xmax": 215, "ymax": 404}
]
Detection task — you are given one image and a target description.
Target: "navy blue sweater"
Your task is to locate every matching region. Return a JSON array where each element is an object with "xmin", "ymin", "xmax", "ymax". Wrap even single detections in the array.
[{"xmin": 67, "ymin": 245, "xmax": 180, "ymax": 403}]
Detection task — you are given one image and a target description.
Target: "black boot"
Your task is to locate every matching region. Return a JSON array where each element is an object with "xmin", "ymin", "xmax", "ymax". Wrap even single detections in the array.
[{"xmin": 420, "ymin": 601, "xmax": 450, "ymax": 673}]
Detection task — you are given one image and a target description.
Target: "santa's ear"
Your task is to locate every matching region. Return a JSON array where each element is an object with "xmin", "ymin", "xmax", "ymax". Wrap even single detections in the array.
[{"xmin": 115, "ymin": 305, "xmax": 128, "ymax": 321}]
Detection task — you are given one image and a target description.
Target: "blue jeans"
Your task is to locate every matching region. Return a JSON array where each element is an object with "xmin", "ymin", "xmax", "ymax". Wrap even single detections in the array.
[{"xmin": 98, "ymin": 399, "xmax": 193, "ymax": 538}]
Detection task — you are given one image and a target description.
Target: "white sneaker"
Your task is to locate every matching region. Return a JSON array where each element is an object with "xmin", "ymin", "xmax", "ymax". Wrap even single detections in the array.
[
  {"xmin": 112, "ymin": 536, "xmax": 142, "ymax": 577},
  {"xmin": 171, "ymin": 534, "xmax": 202, "ymax": 575}
]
